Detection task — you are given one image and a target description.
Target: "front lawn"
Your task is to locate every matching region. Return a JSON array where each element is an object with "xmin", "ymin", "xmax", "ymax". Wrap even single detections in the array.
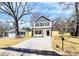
[
  {"xmin": 0, "ymin": 37, "xmax": 31, "ymax": 48},
  {"xmin": 52, "ymin": 35, "xmax": 79, "ymax": 56}
]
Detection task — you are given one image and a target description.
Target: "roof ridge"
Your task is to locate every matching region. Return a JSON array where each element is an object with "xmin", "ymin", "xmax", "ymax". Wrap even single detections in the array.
[{"xmin": 34, "ymin": 15, "xmax": 51, "ymax": 22}]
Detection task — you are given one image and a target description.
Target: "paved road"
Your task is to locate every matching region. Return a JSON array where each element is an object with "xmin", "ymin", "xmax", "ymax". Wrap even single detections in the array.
[
  {"xmin": 0, "ymin": 47, "xmax": 61, "ymax": 56},
  {"xmin": 12, "ymin": 37, "xmax": 53, "ymax": 51},
  {"xmin": 0, "ymin": 37, "xmax": 64, "ymax": 56}
]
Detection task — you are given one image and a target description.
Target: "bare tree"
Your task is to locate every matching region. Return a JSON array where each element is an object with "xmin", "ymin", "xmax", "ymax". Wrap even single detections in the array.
[
  {"xmin": 6, "ymin": 18, "xmax": 28, "ymax": 30},
  {"xmin": 74, "ymin": 2, "xmax": 79, "ymax": 36},
  {"xmin": 60, "ymin": 2, "xmax": 79, "ymax": 36},
  {"xmin": 0, "ymin": 2, "xmax": 32, "ymax": 37},
  {"xmin": 52, "ymin": 17, "xmax": 68, "ymax": 33}
]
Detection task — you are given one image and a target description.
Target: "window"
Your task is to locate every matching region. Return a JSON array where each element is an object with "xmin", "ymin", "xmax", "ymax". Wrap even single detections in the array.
[
  {"xmin": 19, "ymin": 32, "xmax": 25, "ymax": 35},
  {"xmin": 35, "ymin": 30, "xmax": 42, "ymax": 34},
  {"xmin": 40, "ymin": 22, "xmax": 44, "ymax": 26},
  {"xmin": 4, "ymin": 33, "xmax": 8, "ymax": 36},
  {"xmin": 35, "ymin": 23, "xmax": 39, "ymax": 27},
  {"xmin": 45, "ymin": 22, "xmax": 50, "ymax": 26}
]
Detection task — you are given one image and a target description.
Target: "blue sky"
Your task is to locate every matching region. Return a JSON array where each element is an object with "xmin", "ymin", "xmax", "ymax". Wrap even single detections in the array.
[{"xmin": 0, "ymin": 2, "xmax": 74, "ymax": 28}]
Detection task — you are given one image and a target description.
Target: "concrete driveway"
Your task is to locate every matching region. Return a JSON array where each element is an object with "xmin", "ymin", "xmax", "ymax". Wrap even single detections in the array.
[{"xmin": 12, "ymin": 37, "xmax": 53, "ymax": 51}]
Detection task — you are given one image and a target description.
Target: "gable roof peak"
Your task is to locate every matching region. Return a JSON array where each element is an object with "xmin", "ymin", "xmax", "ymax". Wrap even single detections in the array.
[{"xmin": 34, "ymin": 15, "xmax": 51, "ymax": 22}]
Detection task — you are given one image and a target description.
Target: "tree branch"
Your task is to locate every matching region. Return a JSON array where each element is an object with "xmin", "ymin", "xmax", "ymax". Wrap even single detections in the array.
[
  {"xmin": 7, "ymin": 2, "xmax": 16, "ymax": 18},
  {"xmin": 0, "ymin": 7, "xmax": 15, "ymax": 18}
]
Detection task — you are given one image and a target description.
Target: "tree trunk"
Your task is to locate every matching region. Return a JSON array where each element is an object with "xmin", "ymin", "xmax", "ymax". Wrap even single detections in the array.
[
  {"xmin": 75, "ymin": 22, "xmax": 79, "ymax": 36},
  {"xmin": 15, "ymin": 19, "xmax": 19, "ymax": 38},
  {"xmin": 75, "ymin": 2, "xmax": 79, "ymax": 36}
]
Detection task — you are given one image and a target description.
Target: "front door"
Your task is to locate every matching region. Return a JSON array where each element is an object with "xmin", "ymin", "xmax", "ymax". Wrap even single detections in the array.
[{"xmin": 47, "ymin": 30, "xmax": 50, "ymax": 36}]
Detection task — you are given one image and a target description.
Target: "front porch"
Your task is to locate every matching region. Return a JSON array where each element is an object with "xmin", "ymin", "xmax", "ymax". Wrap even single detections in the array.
[{"xmin": 32, "ymin": 28, "xmax": 51, "ymax": 37}]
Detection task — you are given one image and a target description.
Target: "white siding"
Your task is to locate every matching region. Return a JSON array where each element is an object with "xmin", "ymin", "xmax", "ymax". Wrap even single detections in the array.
[
  {"xmin": 33, "ymin": 28, "xmax": 51, "ymax": 37},
  {"xmin": 8, "ymin": 32, "xmax": 16, "ymax": 38},
  {"xmin": 33, "ymin": 21, "xmax": 52, "ymax": 28},
  {"xmin": 33, "ymin": 30, "xmax": 43, "ymax": 37},
  {"xmin": 32, "ymin": 16, "xmax": 52, "ymax": 37}
]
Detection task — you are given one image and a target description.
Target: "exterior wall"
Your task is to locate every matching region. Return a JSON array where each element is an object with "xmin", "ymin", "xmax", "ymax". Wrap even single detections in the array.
[
  {"xmin": 33, "ymin": 21, "xmax": 52, "ymax": 28},
  {"xmin": 25, "ymin": 31, "xmax": 32, "ymax": 37},
  {"xmin": 43, "ymin": 29, "xmax": 51, "ymax": 37},
  {"xmin": 33, "ymin": 28, "xmax": 51, "ymax": 37},
  {"xmin": 8, "ymin": 32, "xmax": 26, "ymax": 38},
  {"xmin": 33, "ymin": 29, "xmax": 43, "ymax": 37},
  {"xmin": 32, "ymin": 16, "xmax": 52, "ymax": 37},
  {"xmin": 8, "ymin": 32, "xmax": 16, "ymax": 38}
]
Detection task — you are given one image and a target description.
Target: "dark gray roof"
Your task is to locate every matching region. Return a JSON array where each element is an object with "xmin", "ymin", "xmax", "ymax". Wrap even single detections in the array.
[{"xmin": 34, "ymin": 16, "xmax": 51, "ymax": 22}]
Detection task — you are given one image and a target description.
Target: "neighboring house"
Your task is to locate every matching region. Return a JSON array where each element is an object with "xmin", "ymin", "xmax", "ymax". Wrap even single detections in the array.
[
  {"xmin": 4, "ymin": 30, "xmax": 26, "ymax": 38},
  {"xmin": 32, "ymin": 16, "xmax": 52, "ymax": 37}
]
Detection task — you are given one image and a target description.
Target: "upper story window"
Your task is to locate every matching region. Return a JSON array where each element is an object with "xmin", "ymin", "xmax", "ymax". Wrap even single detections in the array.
[
  {"xmin": 35, "ymin": 23, "xmax": 39, "ymax": 27},
  {"xmin": 40, "ymin": 22, "xmax": 44, "ymax": 26},
  {"xmin": 45, "ymin": 22, "xmax": 50, "ymax": 26},
  {"xmin": 35, "ymin": 21, "xmax": 50, "ymax": 27}
]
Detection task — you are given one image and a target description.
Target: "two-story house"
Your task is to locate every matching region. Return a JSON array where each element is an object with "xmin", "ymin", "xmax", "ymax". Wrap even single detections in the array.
[{"xmin": 32, "ymin": 16, "xmax": 52, "ymax": 37}]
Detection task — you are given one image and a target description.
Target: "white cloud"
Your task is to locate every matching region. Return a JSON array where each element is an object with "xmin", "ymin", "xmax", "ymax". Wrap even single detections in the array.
[
  {"xmin": 19, "ymin": 21, "xmax": 31, "ymax": 28},
  {"xmin": 31, "ymin": 2, "xmax": 73, "ymax": 17},
  {"xmin": 0, "ymin": 2, "xmax": 74, "ymax": 28}
]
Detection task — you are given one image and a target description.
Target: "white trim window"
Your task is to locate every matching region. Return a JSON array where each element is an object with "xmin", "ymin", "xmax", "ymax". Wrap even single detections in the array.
[
  {"xmin": 35, "ymin": 30, "xmax": 42, "ymax": 34},
  {"xmin": 40, "ymin": 22, "xmax": 44, "ymax": 26},
  {"xmin": 45, "ymin": 22, "xmax": 50, "ymax": 26},
  {"xmin": 35, "ymin": 23, "xmax": 39, "ymax": 27}
]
